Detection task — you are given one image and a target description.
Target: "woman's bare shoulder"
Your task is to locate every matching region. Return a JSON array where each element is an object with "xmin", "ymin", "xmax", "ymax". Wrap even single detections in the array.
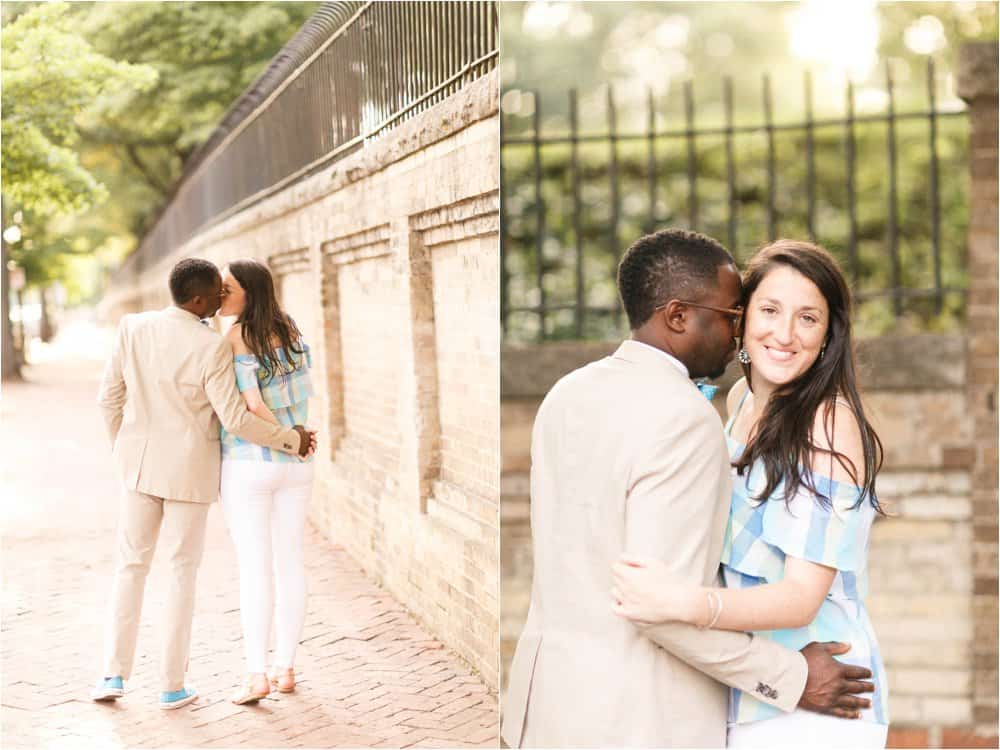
[
  {"xmin": 726, "ymin": 376, "xmax": 749, "ymax": 419},
  {"xmin": 225, "ymin": 323, "xmax": 250, "ymax": 355},
  {"xmin": 810, "ymin": 397, "xmax": 866, "ymax": 484}
]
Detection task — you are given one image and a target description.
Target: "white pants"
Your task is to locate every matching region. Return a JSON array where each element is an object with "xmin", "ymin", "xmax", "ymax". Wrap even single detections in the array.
[
  {"xmin": 728, "ymin": 711, "xmax": 888, "ymax": 748},
  {"xmin": 221, "ymin": 460, "xmax": 313, "ymax": 674}
]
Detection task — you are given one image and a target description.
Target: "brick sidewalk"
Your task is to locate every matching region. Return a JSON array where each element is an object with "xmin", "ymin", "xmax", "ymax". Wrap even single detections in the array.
[{"xmin": 1, "ymin": 322, "xmax": 498, "ymax": 749}]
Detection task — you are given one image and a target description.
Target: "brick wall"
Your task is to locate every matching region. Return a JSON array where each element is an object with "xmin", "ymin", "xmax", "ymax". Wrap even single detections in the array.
[
  {"xmin": 500, "ymin": 333, "xmax": 994, "ymax": 746},
  {"xmin": 101, "ymin": 71, "xmax": 501, "ymax": 689},
  {"xmin": 958, "ymin": 41, "xmax": 999, "ymax": 742}
]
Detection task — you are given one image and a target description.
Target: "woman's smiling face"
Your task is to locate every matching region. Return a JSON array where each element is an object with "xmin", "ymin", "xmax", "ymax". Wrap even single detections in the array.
[{"xmin": 743, "ymin": 263, "xmax": 829, "ymax": 388}]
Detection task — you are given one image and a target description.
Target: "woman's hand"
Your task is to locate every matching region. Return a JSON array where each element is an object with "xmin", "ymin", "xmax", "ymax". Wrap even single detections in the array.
[{"xmin": 611, "ymin": 554, "xmax": 703, "ymax": 625}]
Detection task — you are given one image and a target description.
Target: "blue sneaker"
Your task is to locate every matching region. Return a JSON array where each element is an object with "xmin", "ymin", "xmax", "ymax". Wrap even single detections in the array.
[
  {"xmin": 91, "ymin": 676, "xmax": 124, "ymax": 701},
  {"xmin": 159, "ymin": 685, "xmax": 198, "ymax": 710}
]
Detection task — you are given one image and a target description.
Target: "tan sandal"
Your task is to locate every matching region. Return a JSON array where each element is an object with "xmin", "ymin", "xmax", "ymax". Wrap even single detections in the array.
[
  {"xmin": 230, "ymin": 675, "xmax": 270, "ymax": 705},
  {"xmin": 268, "ymin": 667, "xmax": 295, "ymax": 693}
]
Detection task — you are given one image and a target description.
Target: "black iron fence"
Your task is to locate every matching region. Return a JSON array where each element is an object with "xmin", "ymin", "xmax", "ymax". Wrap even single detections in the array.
[
  {"xmin": 501, "ymin": 60, "xmax": 970, "ymax": 343},
  {"xmin": 119, "ymin": 0, "xmax": 499, "ymax": 278}
]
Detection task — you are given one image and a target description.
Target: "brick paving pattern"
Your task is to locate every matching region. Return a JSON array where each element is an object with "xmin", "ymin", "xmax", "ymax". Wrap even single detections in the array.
[{"xmin": 1, "ymin": 321, "xmax": 498, "ymax": 749}]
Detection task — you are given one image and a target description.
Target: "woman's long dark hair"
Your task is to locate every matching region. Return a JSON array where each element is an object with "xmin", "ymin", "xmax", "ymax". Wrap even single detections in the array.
[
  {"xmin": 227, "ymin": 259, "xmax": 305, "ymax": 381},
  {"xmin": 734, "ymin": 240, "xmax": 884, "ymax": 513}
]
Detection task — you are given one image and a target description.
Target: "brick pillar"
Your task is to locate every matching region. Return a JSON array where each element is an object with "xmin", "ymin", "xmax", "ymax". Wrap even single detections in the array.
[
  {"xmin": 958, "ymin": 41, "xmax": 999, "ymax": 738},
  {"xmin": 405, "ymin": 226, "xmax": 443, "ymax": 512}
]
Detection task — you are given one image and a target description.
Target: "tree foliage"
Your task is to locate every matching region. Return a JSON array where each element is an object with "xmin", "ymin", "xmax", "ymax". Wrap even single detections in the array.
[
  {"xmin": 500, "ymin": 2, "xmax": 998, "ymax": 131},
  {"xmin": 1, "ymin": 2, "xmax": 157, "ymax": 216},
  {"xmin": 79, "ymin": 2, "xmax": 318, "ymax": 210},
  {"xmin": 1, "ymin": 1, "xmax": 318, "ymax": 304}
]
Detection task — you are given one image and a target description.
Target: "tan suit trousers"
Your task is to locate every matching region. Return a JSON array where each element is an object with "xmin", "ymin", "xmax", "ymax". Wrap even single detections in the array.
[{"xmin": 102, "ymin": 489, "xmax": 210, "ymax": 691}]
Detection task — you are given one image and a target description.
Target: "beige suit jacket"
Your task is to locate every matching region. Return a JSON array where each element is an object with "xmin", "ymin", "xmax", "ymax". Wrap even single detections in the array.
[
  {"xmin": 501, "ymin": 340, "xmax": 808, "ymax": 749},
  {"xmin": 97, "ymin": 306, "xmax": 304, "ymax": 503}
]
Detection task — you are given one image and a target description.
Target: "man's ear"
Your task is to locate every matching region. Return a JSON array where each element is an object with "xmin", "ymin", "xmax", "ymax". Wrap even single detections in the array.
[{"xmin": 659, "ymin": 300, "xmax": 688, "ymax": 334}]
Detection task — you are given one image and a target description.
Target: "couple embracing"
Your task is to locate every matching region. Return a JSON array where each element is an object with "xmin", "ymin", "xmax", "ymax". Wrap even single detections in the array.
[
  {"xmin": 503, "ymin": 230, "xmax": 889, "ymax": 748},
  {"xmin": 92, "ymin": 258, "xmax": 316, "ymax": 708}
]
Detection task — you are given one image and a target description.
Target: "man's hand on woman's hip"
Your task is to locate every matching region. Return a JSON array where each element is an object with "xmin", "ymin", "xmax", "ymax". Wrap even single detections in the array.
[
  {"xmin": 291, "ymin": 425, "xmax": 318, "ymax": 457},
  {"xmin": 798, "ymin": 641, "xmax": 875, "ymax": 719}
]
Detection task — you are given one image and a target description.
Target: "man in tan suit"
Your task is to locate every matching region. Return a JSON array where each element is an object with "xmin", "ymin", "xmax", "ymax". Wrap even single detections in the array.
[
  {"xmin": 502, "ymin": 230, "xmax": 873, "ymax": 748},
  {"xmin": 92, "ymin": 258, "xmax": 315, "ymax": 709}
]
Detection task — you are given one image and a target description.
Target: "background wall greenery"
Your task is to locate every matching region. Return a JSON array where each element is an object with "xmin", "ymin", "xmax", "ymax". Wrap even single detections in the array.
[
  {"xmin": 502, "ymin": 115, "xmax": 971, "ymax": 341},
  {"xmin": 499, "ymin": 1, "xmax": 995, "ymax": 342}
]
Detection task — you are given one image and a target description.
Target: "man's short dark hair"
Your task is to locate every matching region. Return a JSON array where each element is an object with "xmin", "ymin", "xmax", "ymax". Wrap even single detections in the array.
[
  {"xmin": 617, "ymin": 229, "xmax": 735, "ymax": 330},
  {"xmin": 169, "ymin": 258, "xmax": 220, "ymax": 304}
]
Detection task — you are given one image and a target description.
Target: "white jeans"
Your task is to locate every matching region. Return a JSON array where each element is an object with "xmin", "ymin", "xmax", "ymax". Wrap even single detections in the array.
[
  {"xmin": 728, "ymin": 711, "xmax": 888, "ymax": 748},
  {"xmin": 221, "ymin": 460, "xmax": 314, "ymax": 674}
]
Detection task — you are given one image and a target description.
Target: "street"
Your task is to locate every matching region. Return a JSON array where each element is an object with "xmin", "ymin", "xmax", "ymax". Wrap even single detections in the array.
[{"xmin": 1, "ymin": 317, "xmax": 498, "ymax": 749}]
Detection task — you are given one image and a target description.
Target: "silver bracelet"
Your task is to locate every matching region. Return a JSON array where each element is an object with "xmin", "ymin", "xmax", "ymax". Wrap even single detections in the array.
[
  {"xmin": 706, "ymin": 591, "xmax": 724, "ymax": 630},
  {"xmin": 699, "ymin": 590, "xmax": 720, "ymax": 630}
]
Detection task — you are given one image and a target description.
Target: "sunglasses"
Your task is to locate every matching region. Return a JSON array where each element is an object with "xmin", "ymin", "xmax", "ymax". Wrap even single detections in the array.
[{"xmin": 655, "ymin": 301, "xmax": 744, "ymax": 331}]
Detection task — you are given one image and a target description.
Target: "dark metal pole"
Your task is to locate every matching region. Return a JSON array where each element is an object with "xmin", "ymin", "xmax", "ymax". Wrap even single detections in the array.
[
  {"xmin": 414, "ymin": 3, "xmax": 427, "ymax": 116},
  {"xmin": 448, "ymin": 1, "xmax": 458, "ymax": 94},
  {"xmin": 570, "ymin": 89, "xmax": 585, "ymax": 338},
  {"xmin": 532, "ymin": 90, "xmax": 546, "ymax": 340},
  {"xmin": 500, "ymin": 116, "xmax": 509, "ymax": 336},
  {"xmin": 885, "ymin": 61, "xmax": 902, "ymax": 318},
  {"xmin": 435, "ymin": 2, "xmax": 445, "ymax": 104},
  {"xmin": 389, "ymin": 2, "xmax": 401, "ymax": 116},
  {"xmin": 927, "ymin": 57, "xmax": 943, "ymax": 313},
  {"xmin": 845, "ymin": 79, "xmax": 859, "ymax": 286},
  {"xmin": 647, "ymin": 87, "xmax": 657, "ymax": 234},
  {"xmin": 763, "ymin": 73, "xmax": 777, "ymax": 240},
  {"xmin": 684, "ymin": 80, "xmax": 698, "ymax": 229},
  {"xmin": 805, "ymin": 71, "xmax": 816, "ymax": 241},
  {"xmin": 608, "ymin": 85, "xmax": 621, "ymax": 328},
  {"xmin": 460, "ymin": 1, "xmax": 470, "ymax": 88},
  {"xmin": 724, "ymin": 77, "xmax": 737, "ymax": 255}
]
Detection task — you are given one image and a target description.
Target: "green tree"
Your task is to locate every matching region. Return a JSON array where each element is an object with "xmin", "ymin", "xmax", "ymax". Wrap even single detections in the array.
[
  {"xmin": 1, "ymin": 1, "xmax": 319, "ymax": 380},
  {"xmin": 500, "ymin": 1, "xmax": 997, "ymax": 132},
  {"xmin": 1, "ymin": 1, "xmax": 156, "ymax": 378},
  {"xmin": 78, "ymin": 1, "xmax": 318, "ymax": 227},
  {"xmin": 1, "ymin": 1, "xmax": 157, "ymax": 214}
]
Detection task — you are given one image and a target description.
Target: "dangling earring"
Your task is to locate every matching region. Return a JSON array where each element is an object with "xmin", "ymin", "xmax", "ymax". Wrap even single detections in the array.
[
  {"xmin": 738, "ymin": 348, "xmax": 751, "ymax": 365},
  {"xmin": 820, "ymin": 342, "xmax": 827, "ymax": 360}
]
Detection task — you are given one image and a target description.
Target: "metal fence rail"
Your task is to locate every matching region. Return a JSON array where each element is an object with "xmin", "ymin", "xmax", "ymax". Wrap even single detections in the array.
[
  {"xmin": 121, "ymin": 0, "xmax": 499, "ymax": 278},
  {"xmin": 501, "ymin": 59, "xmax": 969, "ymax": 342}
]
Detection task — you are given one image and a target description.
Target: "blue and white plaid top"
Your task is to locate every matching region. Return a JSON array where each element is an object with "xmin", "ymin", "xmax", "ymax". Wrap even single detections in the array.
[
  {"xmin": 721, "ymin": 395, "xmax": 889, "ymax": 727},
  {"xmin": 220, "ymin": 340, "xmax": 314, "ymax": 463}
]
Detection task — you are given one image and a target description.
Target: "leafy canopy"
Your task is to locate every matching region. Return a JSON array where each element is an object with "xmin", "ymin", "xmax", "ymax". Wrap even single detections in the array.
[
  {"xmin": 1, "ymin": 1, "xmax": 157, "ymax": 216},
  {"xmin": 1, "ymin": 1, "xmax": 317, "ymax": 303}
]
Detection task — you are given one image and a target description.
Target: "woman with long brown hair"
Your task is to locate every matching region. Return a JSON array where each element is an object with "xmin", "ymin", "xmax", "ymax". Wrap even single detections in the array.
[
  {"xmin": 217, "ymin": 259, "xmax": 315, "ymax": 705},
  {"xmin": 611, "ymin": 240, "xmax": 889, "ymax": 747}
]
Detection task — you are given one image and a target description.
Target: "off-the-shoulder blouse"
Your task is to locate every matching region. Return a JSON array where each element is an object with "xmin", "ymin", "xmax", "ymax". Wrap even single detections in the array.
[
  {"xmin": 722, "ymin": 391, "xmax": 889, "ymax": 727},
  {"xmin": 220, "ymin": 341, "xmax": 314, "ymax": 463}
]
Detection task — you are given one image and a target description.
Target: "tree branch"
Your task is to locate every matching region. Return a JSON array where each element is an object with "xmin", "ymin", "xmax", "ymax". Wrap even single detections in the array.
[{"xmin": 123, "ymin": 144, "xmax": 171, "ymax": 198}]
